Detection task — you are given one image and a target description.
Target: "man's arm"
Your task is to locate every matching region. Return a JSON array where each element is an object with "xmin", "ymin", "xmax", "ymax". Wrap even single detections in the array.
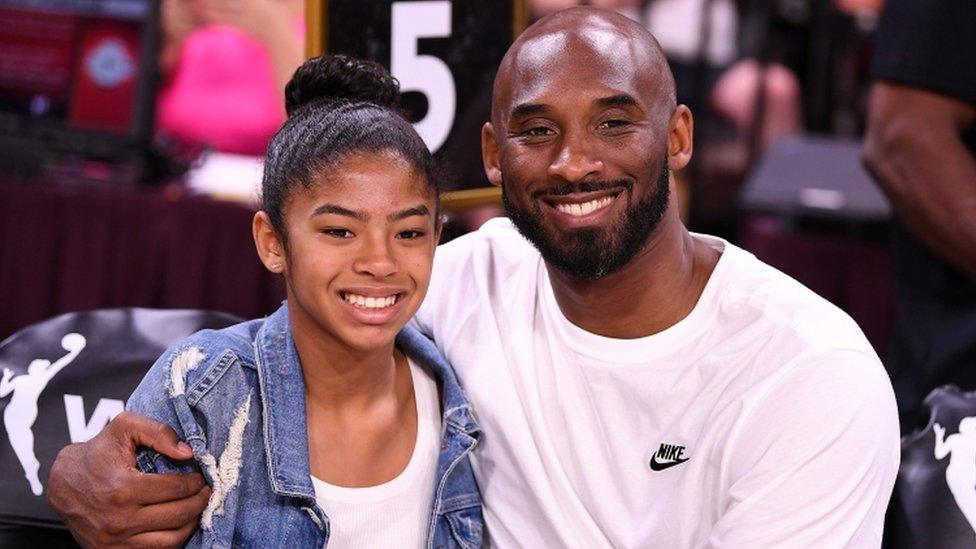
[
  {"xmin": 862, "ymin": 82, "xmax": 976, "ymax": 279},
  {"xmin": 709, "ymin": 352, "xmax": 900, "ymax": 546},
  {"xmin": 47, "ymin": 412, "xmax": 210, "ymax": 548}
]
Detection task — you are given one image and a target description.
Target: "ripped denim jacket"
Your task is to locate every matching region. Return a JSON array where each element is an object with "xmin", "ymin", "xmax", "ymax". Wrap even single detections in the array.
[{"xmin": 127, "ymin": 304, "xmax": 484, "ymax": 549}]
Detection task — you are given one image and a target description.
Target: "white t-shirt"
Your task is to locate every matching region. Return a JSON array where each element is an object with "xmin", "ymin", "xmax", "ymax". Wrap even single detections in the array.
[
  {"xmin": 311, "ymin": 359, "xmax": 439, "ymax": 549},
  {"xmin": 413, "ymin": 218, "xmax": 900, "ymax": 549}
]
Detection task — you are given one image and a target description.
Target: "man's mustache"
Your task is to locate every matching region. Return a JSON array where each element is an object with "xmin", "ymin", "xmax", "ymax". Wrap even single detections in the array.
[{"xmin": 530, "ymin": 179, "xmax": 633, "ymax": 200}]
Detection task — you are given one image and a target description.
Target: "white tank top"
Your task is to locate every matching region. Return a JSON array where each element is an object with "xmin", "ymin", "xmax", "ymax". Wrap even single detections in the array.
[{"xmin": 311, "ymin": 358, "xmax": 440, "ymax": 549}]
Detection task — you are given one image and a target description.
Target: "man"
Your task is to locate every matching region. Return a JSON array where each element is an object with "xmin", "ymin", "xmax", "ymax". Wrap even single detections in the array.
[
  {"xmin": 48, "ymin": 8, "xmax": 899, "ymax": 547},
  {"xmin": 862, "ymin": 0, "xmax": 976, "ymax": 431}
]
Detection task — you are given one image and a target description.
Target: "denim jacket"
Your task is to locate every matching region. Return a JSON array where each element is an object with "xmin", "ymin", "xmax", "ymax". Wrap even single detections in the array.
[{"xmin": 127, "ymin": 304, "xmax": 484, "ymax": 549}]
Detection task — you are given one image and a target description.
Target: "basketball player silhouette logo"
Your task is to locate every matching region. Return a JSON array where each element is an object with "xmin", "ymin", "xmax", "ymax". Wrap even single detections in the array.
[
  {"xmin": 1, "ymin": 333, "xmax": 86, "ymax": 495},
  {"xmin": 934, "ymin": 417, "xmax": 976, "ymax": 533}
]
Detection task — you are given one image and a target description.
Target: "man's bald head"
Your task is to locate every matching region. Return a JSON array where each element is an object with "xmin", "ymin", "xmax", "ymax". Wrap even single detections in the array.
[{"xmin": 492, "ymin": 7, "xmax": 677, "ymax": 126}]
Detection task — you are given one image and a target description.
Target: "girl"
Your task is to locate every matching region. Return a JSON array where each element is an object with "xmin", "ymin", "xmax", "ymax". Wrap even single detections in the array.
[{"xmin": 127, "ymin": 55, "xmax": 483, "ymax": 548}]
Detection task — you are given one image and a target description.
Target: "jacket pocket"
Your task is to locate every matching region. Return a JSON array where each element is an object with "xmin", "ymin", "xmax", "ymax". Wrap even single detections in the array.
[{"xmin": 444, "ymin": 503, "xmax": 484, "ymax": 549}]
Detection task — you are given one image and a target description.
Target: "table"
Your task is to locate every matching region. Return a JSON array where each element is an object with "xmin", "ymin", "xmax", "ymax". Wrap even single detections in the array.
[{"xmin": 0, "ymin": 180, "xmax": 284, "ymax": 341}]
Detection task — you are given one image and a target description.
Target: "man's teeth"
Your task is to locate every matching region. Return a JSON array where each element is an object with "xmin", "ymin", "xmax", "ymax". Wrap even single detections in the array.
[
  {"xmin": 343, "ymin": 293, "xmax": 398, "ymax": 309},
  {"xmin": 555, "ymin": 196, "xmax": 614, "ymax": 217}
]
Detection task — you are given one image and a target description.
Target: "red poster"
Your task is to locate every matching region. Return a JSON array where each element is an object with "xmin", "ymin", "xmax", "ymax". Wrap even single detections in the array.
[
  {"xmin": 69, "ymin": 21, "xmax": 141, "ymax": 133},
  {"xmin": 0, "ymin": 8, "xmax": 76, "ymax": 103}
]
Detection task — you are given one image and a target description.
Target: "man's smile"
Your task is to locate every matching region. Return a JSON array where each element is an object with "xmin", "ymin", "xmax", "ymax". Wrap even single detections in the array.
[{"xmin": 541, "ymin": 190, "xmax": 622, "ymax": 229}]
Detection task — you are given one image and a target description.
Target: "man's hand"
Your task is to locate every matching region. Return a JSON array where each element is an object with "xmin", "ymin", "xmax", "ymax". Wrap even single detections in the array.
[{"xmin": 47, "ymin": 412, "xmax": 211, "ymax": 548}]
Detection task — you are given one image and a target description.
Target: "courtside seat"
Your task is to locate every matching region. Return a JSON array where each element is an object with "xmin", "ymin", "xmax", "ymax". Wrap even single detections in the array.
[
  {"xmin": 0, "ymin": 308, "xmax": 241, "ymax": 547},
  {"xmin": 887, "ymin": 386, "xmax": 976, "ymax": 548}
]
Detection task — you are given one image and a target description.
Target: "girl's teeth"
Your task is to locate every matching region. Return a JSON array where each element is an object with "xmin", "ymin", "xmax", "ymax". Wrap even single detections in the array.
[{"xmin": 344, "ymin": 294, "xmax": 398, "ymax": 309}]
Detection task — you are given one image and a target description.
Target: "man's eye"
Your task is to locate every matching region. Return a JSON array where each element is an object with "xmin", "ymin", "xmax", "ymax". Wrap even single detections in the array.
[
  {"xmin": 521, "ymin": 126, "xmax": 554, "ymax": 137},
  {"xmin": 322, "ymin": 228, "xmax": 353, "ymax": 239},
  {"xmin": 599, "ymin": 119, "xmax": 630, "ymax": 129},
  {"xmin": 397, "ymin": 230, "xmax": 425, "ymax": 240}
]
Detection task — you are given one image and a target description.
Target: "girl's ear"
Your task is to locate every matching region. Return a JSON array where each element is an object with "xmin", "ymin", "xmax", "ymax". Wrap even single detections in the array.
[{"xmin": 253, "ymin": 211, "xmax": 286, "ymax": 274}]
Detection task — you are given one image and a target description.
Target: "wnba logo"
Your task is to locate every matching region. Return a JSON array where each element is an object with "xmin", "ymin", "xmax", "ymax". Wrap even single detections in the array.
[{"xmin": 1, "ymin": 334, "xmax": 126, "ymax": 496}]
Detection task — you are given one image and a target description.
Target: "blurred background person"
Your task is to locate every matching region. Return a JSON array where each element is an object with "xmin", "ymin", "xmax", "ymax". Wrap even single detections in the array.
[
  {"xmin": 157, "ymin": 0, "xmax": 304, "ymax": 156},
  {"xmin": 863, "ymin": 0, "xmax": 976, "ymax": 431}
]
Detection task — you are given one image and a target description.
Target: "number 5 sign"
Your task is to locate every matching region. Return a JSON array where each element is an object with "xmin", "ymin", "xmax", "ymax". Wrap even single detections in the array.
[
  {"xmin": 306, "ymin": 0, "xmax": 526, "ymax": 154},
  {"xmin": 391, "ymin": 2, "xmax": 454, "ymax": 151}
]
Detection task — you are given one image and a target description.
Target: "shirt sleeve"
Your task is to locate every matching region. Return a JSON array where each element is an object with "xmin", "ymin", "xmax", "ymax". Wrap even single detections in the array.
[
  {"xmin": 708, "ymin": 350, "xmax": 900, "ymax": 548},
  {"xmin": 871, "ymin": 0, "xmax": 976, "ymax": 106}
]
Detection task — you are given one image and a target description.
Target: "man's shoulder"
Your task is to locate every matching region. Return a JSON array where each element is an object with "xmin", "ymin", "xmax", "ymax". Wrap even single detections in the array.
[
  {"xmin": 714, "ymin": 239, "xmax": 876, "ymax": 358},
  {"xmin": 695, "ymin": 241, "xmax": 895, "ymax": 443}
]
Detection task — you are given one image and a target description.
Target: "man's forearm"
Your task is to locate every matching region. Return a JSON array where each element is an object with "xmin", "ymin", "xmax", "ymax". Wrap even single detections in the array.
[{"xmin": 863, "ymin": 83, "xmax": 976, "ymax": 279}]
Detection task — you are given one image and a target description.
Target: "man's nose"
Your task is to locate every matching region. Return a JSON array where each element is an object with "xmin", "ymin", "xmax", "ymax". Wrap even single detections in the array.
[
  {"xmin": 548, "ymin": 130, "xmax": 604, "ymax": 182},
  {"xmin": 352, "ymin": 236, "xmax": 397, "ymax": 278}
]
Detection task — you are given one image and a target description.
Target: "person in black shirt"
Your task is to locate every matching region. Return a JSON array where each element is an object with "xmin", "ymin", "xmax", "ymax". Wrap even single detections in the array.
[{"xmin": 863, "ymin": 0, "xmax": 976, "ymax": 431}]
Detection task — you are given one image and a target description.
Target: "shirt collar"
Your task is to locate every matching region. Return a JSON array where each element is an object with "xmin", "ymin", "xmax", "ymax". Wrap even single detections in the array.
[{"xmin": 254, "ymin": 304, "xmax": 317, "ymax": 499}]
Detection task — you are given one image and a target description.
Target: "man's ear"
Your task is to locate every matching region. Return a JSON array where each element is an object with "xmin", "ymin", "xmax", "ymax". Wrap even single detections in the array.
[
  {"xmin": 433, "ymin": 209, "xmax": 444, "ymax": 244},
  {"xmin": 667, "ymin": 105, "xmax": 694, "ymax": 171},
  {"xmin": 252, "ymin": 211, "xmax": 286, "ymax": 274},
  {"xmin": 481, "ymin": 122, "xmax": 503, "ymax": 186}
]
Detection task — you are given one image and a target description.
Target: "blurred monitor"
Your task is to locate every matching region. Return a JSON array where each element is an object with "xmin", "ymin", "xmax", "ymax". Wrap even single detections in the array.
[
  {"xmin": 740, "ymin": 135, "xmax": 891, "ymax": 223},
  {"xmin": 0, "ymin": 0, "xmax": 159, "ymax": 183}
]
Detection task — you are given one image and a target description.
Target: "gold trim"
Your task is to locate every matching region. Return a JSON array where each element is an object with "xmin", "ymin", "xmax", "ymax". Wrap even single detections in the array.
[
  {"xmin": 305, "ymin": 0, "xmax": 326, "ymax": 58},
  {"xmin": 441, "ymin": 187, "xmax": 502, "ymax": 211},
  {"xmin": 512, "ymin": 0, "xmax": 528, "ymax": 39},
  {"xmin": 306, "ymin": 1, "xmax": 523, "ymax": 68}
]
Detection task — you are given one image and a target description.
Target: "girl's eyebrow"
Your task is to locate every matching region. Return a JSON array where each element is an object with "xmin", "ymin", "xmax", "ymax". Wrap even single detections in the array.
[
  {"xmin": 389, "ymin": 204, "xmax": 430, "ymax": 222},
  {"xmin": 310, "ymin": 203, "xmax": 429, "ymax": 222},
  {"xmin": 311, "ymin": 203, "xmax": 365, "ymax": 220}
]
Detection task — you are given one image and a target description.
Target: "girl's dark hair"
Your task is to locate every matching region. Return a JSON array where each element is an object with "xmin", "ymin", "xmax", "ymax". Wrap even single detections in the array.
[{"xmin": 263, "ymin": 55, "xmax": 438, "ymax": 245}]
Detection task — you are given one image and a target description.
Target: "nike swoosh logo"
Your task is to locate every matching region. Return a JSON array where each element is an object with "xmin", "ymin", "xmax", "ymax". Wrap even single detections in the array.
[{"xmin": 649, "ymin": 456, "xmax": 690, "ymax": 471}]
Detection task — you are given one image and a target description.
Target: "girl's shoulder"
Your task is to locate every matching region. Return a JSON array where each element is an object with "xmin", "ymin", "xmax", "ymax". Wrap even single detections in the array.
[
  {"xmin": 130, "ymin": 317, "xmax": 267, "ymax": 415},
  {"xmin": 167, "ymin": 318, "xmax": 265, "ymax": 386}
]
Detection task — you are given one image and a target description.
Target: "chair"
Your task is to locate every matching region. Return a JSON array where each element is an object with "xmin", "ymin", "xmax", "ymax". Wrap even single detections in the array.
[
  {"xmin": 0, "ymin": 308, "xmax": 241, "ymax": 542},
  {"xmin": 887, "ymin": 385, "xmax": 976, "ymax": 548}
]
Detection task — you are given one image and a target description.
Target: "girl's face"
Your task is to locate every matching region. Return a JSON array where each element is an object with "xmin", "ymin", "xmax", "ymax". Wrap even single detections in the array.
[{"xmin": 256, "ymin": 150, "xmax": 439, "ymax": 355}]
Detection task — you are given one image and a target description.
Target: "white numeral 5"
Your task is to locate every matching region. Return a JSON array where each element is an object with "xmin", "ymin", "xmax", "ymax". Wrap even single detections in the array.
[{"xmin": 391, "ymin": 1, "xmax": 456, "ymax": 151}]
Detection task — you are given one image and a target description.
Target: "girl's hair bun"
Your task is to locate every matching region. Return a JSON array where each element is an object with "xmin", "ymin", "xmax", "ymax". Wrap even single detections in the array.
[{"xmin": 284, "ymin": 55, "xmax": 401, "ymax": 116}]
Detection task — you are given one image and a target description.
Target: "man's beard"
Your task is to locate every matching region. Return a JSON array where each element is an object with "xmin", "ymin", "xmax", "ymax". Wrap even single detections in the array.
[{"xmin": 502, "ymin": 158, "xmax": 671, "ymax": 281}]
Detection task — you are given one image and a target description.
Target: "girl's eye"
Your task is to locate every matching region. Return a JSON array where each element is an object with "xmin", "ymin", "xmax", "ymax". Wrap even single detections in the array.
[
  {"xmin": 321, "ymin": 228, "xmax": 353, "ymax": 239},
  {"xmin": 397, "ymin": 230, "xmax": 425, "ymax": 240}
]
